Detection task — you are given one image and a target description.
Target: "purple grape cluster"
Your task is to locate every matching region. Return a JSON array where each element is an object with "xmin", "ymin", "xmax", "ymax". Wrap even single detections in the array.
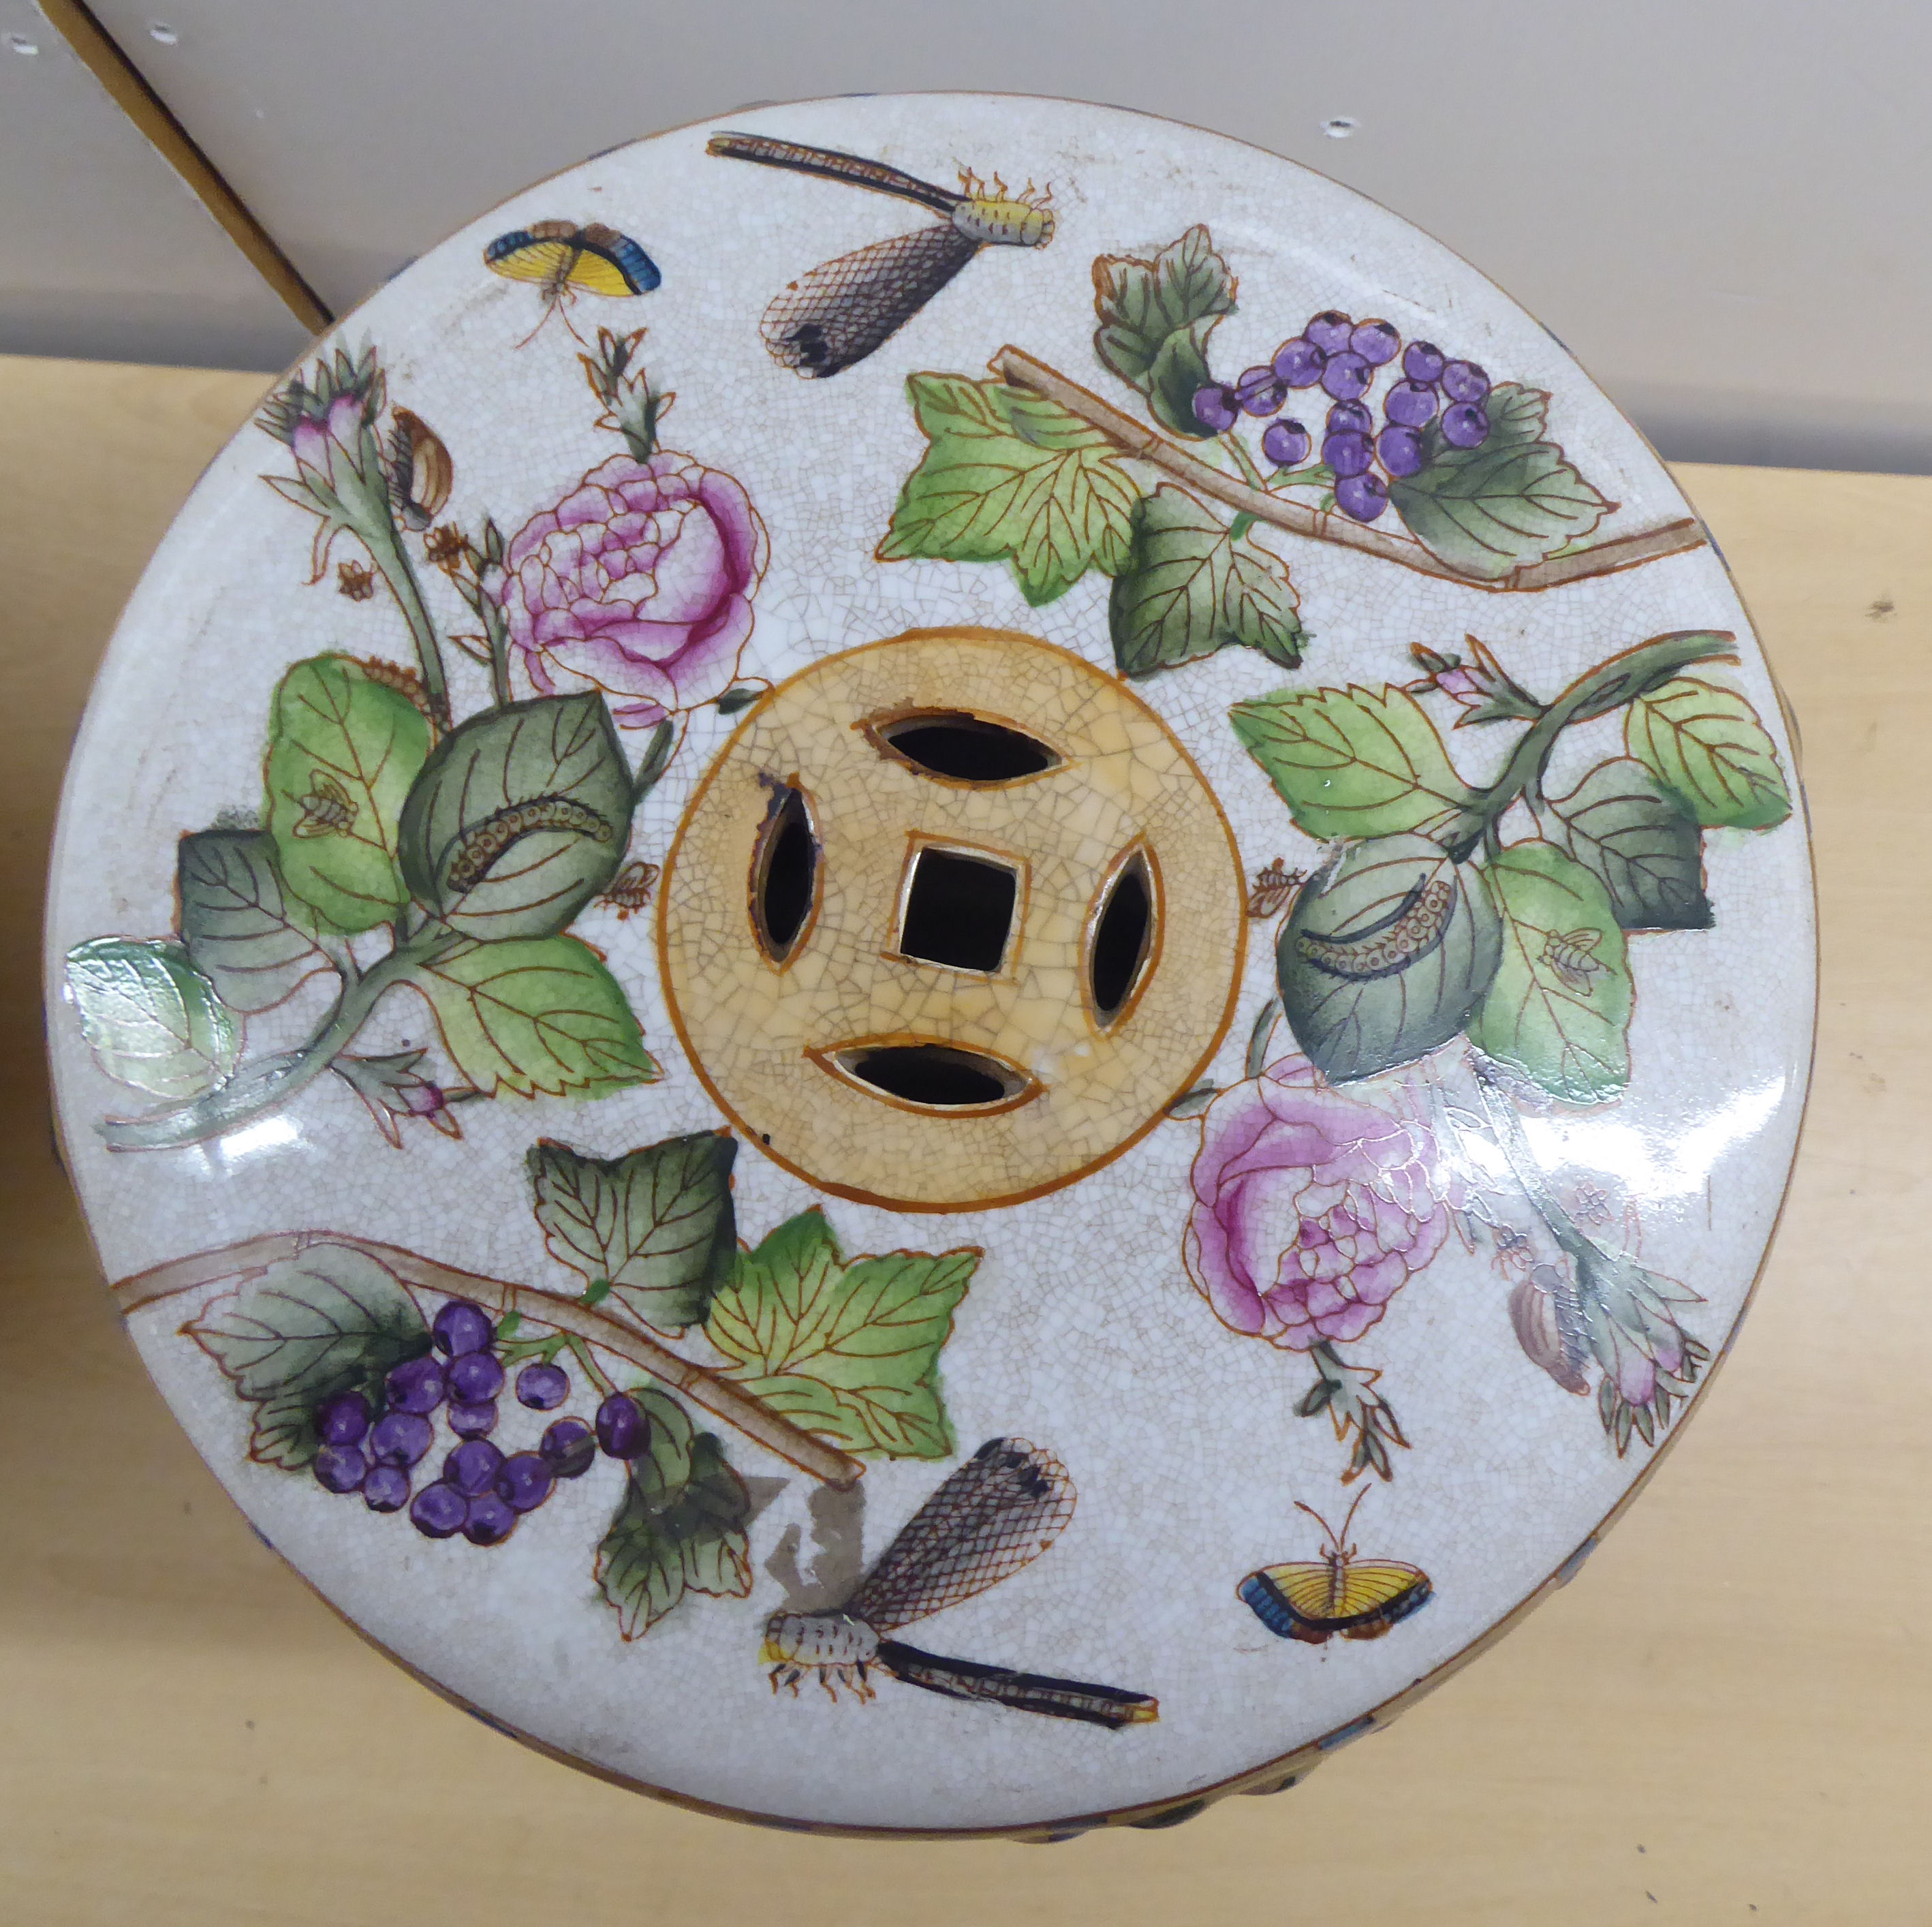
[
  {"xmin": 1191, "ymin": 309, "xmax": 1493, "ymax": 523},
  {"xmin": 306, "ymin": 1296, "xmax": 650, "ymax": 1550}
]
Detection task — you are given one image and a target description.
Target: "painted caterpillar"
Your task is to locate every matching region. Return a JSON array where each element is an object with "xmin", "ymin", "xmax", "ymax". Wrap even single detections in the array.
[
  {"xmin": 359, "ymin": 656, "xmax": 435, "ymax": 718},
  {"xmin": 443, "ymin": 796, "xmax": 616, "ymax": 894},
  {"xmin": 1296, "ymin": 873, "xmax": 1456, "ymax": 981}
]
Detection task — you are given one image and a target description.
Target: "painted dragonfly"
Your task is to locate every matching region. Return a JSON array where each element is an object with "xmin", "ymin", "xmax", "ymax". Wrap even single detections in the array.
[
  {"xmin": 761, "ymin": 1437, "xmax": 1158, "ymax": 1728},
  {"xmin": 708, "ymin": 131, "xmax": 1055, "ymax": 377}
]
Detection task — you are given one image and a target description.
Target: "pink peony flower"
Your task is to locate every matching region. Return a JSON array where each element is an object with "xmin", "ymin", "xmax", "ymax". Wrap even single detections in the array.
[
  {"xmin": 1184, "ymin": 1053, "xmax": 1451, "ymax": 1350},
  {"xmin": 501, "ymin": 452, "xmax": 768, "ymax": 726}
]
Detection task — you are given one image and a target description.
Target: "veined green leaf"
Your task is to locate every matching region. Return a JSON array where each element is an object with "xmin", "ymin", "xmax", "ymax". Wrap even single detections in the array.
[
  {"xmin": 1108, "ymin": 487, "xmax": 1303, "ymax": 677},
  {"xmin": 1388, "ymin": 384, "xmax": 1612, "ymax": 582},
  {"xmin": 1543, "ymin": 758, "xmax": 1711, "ymax": 930},
  {"xmin": 595, "ymin": 1389, "xmax": 751, "ymax": 1638},
  {"xmin": 877, "ymin": 374, "xmax": 1140, "ymax": 604},
  {"xmin": 264, "ymin": 655, "xmax": 430, "ymax": 931},
  {"xmin": 65, "ymin": 937, "xmax": 242, "ymax": 1100},
  {"xmin": 178, "ymin": 829, "xmax": 337, "ymax": 1013},
  {"xmin": 1230, "ymin": 683, "xmax": 1480, "ymax": 841},
  {"xmin": 399, "ymin": 692, "xmax": 632, "ymax": 941},
  {"xmin": 1468, "ymin": 842, "xmax": 1632, "ymax": 1103},
  {"xmin": 1278, "ymin": 833, "xmax": 1501, "ymax": 1082},
  {"xmin": 408, "ymin": 934, "xmax": 657, "ymax": 1100},
  {"xmin": 1626, "ymin": 677, "xmax": 1792, "ymax": 831},
  {"xmin": 704, "ymin": 1209, "xmax": 975, "ymax": 1462},
  {"xmin": 528, "ymin": 1132, "xmax": 736, "ymax": 1332},
  {"xmin": 1092, "ymin": 225, "xmax": 1237, "ymax": 439},
  {"xmin": 185, "ymin": 1244, "xmax": 431, "ymax": 1470}
]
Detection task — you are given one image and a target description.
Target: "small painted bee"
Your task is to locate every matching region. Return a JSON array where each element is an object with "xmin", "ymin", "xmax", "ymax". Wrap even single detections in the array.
[
  {"xmin": 599, "ymin": 859, "xmax": 659, "ymax": 919},
  {"xmin": 1247, "ymin": 858, "xmax": 1307, "ymax": 919},
  {"xmin": 292, "ymin": 771, "xmax": 358, "ymax": 838},
  {"xmin": 1542, "ymin": 927, "xmax": 1608, "ymax": 993}
]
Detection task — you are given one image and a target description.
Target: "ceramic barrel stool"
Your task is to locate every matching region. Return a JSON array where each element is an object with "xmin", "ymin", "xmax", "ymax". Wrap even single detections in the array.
[{"xmin": 46, "ymin": 93, "xmax": 1814, "ymax": 1839}]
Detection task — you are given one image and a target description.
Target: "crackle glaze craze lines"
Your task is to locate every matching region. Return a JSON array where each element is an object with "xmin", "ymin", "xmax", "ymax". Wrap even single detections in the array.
[{"xmin": 47, "ymin": 97, "xmax": 1811, "ymax": 1836}]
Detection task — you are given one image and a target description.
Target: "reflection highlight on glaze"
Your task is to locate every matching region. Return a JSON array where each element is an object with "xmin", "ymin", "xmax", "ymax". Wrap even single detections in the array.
[{"xmin": 1522, "ymin": 1079, "xmax": 1786, "ymax": 1203}]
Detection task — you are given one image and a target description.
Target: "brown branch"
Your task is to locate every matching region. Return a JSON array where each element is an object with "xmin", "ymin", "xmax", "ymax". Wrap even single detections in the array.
[
  {"xmin": 991, "ymin": 346, "xmax": 1707, "ymax": 594},
  {"xmin": 114, "ymin": 1231, "xmax": 864, "ymax": 1488}
]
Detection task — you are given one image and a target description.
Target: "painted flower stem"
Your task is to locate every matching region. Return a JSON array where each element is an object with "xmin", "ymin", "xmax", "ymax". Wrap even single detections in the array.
[
  {"xmin": 112, "ymin": 1230, "xmax": 865, "ymax": 1486},
  {"xmin": 362, "ymin": 517, "xmax": 452, "ymax": 730},
  {"xmin": 1301, "ymin": 1340, "xmax": 1407, "ymax": 1484},
  {"xmin": 98, "ymin": 936, "xmax": 441, "ymax": 1152},
  {"xmin": 991, "ymin": 345, "xmax": 1709, "ymax": 592},
  {"xmin": 1446, "ymin": 630, "xmax": 1739, "ymax": 860}
]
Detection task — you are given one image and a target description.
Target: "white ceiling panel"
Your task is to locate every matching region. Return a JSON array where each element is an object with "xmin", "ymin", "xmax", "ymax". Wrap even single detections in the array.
[
  {"xmin": 27, "ymin": 0, "xmax": 1932, "ymax": 471},
  {"xmin": 0, "ymin": 0, "xmax": 311, "ymax": 369}
]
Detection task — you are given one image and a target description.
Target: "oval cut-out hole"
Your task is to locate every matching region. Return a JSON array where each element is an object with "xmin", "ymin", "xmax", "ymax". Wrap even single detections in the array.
[
  {"xmin": 872, "ymin": 712, "xmax": 1059, "ymax": 784},
  {"xmin": 1090, "ymin": 852, "xmax": 1155, "ymax": 1024},
  {"xmin": 834, "ymin": 1043, "xmax": 1029, "ymax": 1110},
  {"xmin": 751, "ymin": 782, "xmax": 817, "ymax": 962}
]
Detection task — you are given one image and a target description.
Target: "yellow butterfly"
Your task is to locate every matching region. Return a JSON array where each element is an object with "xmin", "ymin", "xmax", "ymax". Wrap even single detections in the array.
[
  {"xmin": 1239, "ymin": 1493, "xmax": 1431, "ymax": 1644},
  {"xmin": 484, "ymin": 220, "xmax": 659, "ymax": 343}
]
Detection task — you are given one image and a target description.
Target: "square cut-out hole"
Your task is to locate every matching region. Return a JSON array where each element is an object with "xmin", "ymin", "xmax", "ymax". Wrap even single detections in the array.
[{"xmin": 897, "ymin": 848, "xmax": 1019, "ymax": 974}]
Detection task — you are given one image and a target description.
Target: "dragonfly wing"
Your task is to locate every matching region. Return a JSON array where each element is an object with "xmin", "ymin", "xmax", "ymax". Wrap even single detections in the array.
[
  {"xmin": 760, "ymin": 222, "xmax": 980, "ymax": 377},
  {"xmin": 843, "ymin": 1438, "xmax": 1076, "ymax": 1635}
]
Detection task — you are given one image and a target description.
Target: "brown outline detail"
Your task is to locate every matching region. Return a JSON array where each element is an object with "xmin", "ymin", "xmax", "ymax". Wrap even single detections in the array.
[
  {"xmin": 858, "ymin": 703, "xmax": 1065, "ymax": 790},
  {"xmin": 1082, "ymin": 838, "xmax": 1162, "ymax": 1035},
  {"xmin": 884, "ymin": 830, "xmax": 1029, "ymax": 979},
  {"xmin": 658, "ymin": 625, "xmax": 1249, "ymax": 1217},
  {"xmin": 806, "ymin": 1032, "xmax": 1044, "ymax": 1117}
]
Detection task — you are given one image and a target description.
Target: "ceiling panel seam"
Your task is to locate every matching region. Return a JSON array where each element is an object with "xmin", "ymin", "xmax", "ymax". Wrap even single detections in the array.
[{"xmin": 35, "ymin": 0, "xmax": 332, "ymax": 334}]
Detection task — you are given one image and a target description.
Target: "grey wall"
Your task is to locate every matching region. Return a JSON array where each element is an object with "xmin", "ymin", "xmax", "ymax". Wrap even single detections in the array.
[{"xmin": 6, "ymin": 0, "xmax": 1929, "ymax": 472}]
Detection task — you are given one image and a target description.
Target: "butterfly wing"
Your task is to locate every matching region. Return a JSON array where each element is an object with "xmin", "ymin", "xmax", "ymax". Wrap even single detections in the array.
[
  {"xmin": 1239, "ymin": 1558, "xmax": 1431, "ymax": 1642},
  {"xmin": 570, "ymin": 223, "xmax": 661, "ymax": 296},
  {"xmin": 1238, "ymin": 1562, "xmax": 1339, "ymax": 1644},
  {"xmin": 1335, "ymin": 1560, "xmax": 1433, "ymax": 1639},
  {"xmin": 760, "ymin": 221, "xmax": 980, "ymax": 377},
  {"xmin": 484, "ymin": 220, "xmax": 582, "ymax": 286},
  {"xmin": 843, "ymin": 1438, "xmax": 1075, "ymax": 1635}
]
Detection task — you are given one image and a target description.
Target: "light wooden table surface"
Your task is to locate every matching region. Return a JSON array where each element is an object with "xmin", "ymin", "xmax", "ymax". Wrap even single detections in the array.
[{"xmin": 2, "ymin": 353, "xmax": 1925, "ymax": 1926}]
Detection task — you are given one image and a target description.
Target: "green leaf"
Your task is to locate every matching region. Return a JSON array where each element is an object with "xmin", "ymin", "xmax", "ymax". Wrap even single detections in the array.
[
  {"xmin": 264, "ymin": 655, "xmax": 431, "ymax": 931},
  {"xmin": 1625, "ymin": 677, "xmax": 1792, "ymax": 831},
  {"xmin": 185, "ymin": 1244, "xmax": 431, "ymax": 1470},
  {"xmin": 1468, "ymin": 842, "xmax": 1633, "ymax": 1103},
  {"xmin": 65, "ymin": 937, "xmax": 242, "ymax": 1100},
  {"xmin": 1388, "ymin": 384, "xmax": 1612, "ymax": 581},
  {"xmin": 1092, "ymin": 225, "xmax": 1237, "ymax": 439},
  {"xmin": 1108, "ymin": 487, "xmax": 1303, "ymax": 677},
  {"xmin": 704, "ymin": 1209, "xmax": 975, "ymax": 1461},
  {"xmin": 595, "ymin": 1390, "xmax": 751, "ymax": 1638},
  {"xmin": 1229, "ymin": 683, "xmax": 1481, "ymax": 841},
  {"xmin": 178, "ymin": 829, "xmax": 337, "ymax": 1014},
  {"xmin": 1543, "ymin": 758, "xmax": 1711, "ymax": 931},
  {"xmin": 1277, "ymin": 833, "xmax": 1501, "ymax": 1082},
  {"xmin": 407, "ymin": 934, "xmax": 658, "ymax": 1100},
  {"xmin": 528, "ymin": 1132, "xmax": 736, "ymax": 1332},
  {"xmin": 398, "ymin": 692, "xmax": 632, "ymax": 941},
  {"xmin": 877, "ymin": 374, "xmax": 1140, "ymax": 605}
]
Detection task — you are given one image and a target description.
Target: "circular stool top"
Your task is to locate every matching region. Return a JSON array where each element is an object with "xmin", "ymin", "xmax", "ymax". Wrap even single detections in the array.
[{"xmin": 46, "ymin": 93, "xmax": 1813, "ymax": 1838}]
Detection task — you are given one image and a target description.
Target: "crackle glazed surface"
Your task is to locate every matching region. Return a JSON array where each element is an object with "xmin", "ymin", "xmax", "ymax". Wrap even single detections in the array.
[{"xmin": 45, "ymin": 95, "xmax": 1813, "ymax": 1836}]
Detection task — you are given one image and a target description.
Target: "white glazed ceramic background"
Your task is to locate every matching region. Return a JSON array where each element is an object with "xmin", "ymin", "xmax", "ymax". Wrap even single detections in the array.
[{"xmin": 45, "ymin": 95, "xmax": 1813, "ymax": 1834}]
